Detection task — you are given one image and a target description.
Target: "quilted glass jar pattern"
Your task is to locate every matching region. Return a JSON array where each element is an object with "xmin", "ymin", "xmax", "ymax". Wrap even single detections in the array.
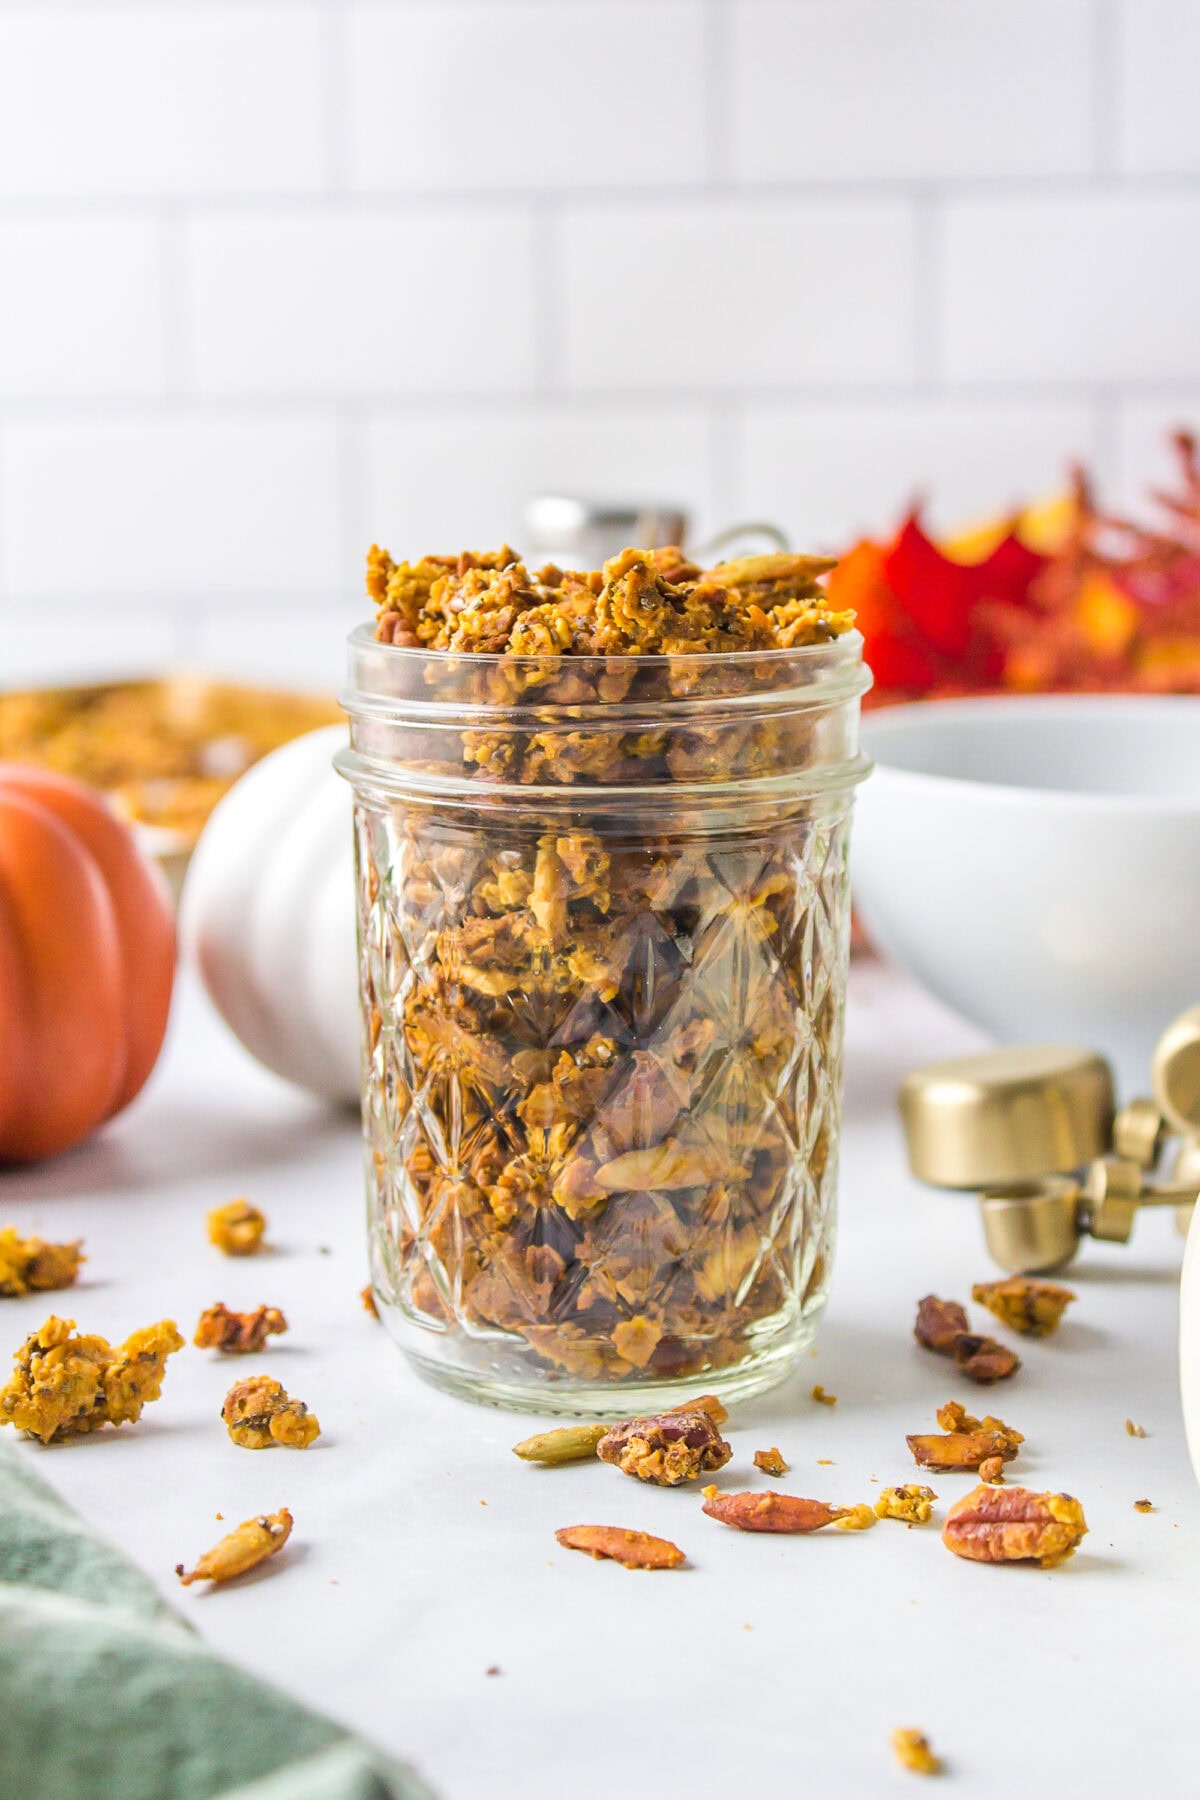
[{"xmin": 339, "ymin": 631, "xmax": 871, "ymax": 1413}]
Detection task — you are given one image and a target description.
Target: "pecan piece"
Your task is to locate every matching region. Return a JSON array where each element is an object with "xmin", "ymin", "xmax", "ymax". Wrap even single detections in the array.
[
  {"xmin": 875, "ymin": 1485, "xmax": 937, "ymax": 1524},
  {"xmin": 908, "ymin": 1405, "xmax": 1022, "ymax": 1472},
  {"xmin": 914, "ymin": 1295, "xmax": 969, "ymax": 1353},
  {"xmin": 598, "ymin": 1410, "xmax": 731, "ymax": 1486},
  {"xmin": 952, "ymin": 1333, "xmax": 1020, "ymax": 1384},
  {"xmin": 194, "ymin": 1303, "xmax": 287, "ymax": 1355},
  {"xmin": 908, "ymin": 1430, "xmax": 1020, "ymax": 1472},
  {"xmin": 555, "ymin": 1525, "xmax": 685, "ymax": 1569},
  {"xmin": 972, "ymin": 1276, "xmax": 1075, "ymax": 1338},
  {"xmin": 754, "ymin": 1447, "xmax": 788, "ymax": 1477},
  {"xmin": 701, "ymin": 1487, "xmax": 847, "ymax": 1533},
  {"xmin": 177, "ymin": 1509, "xmax": 293, "ymax": 1586},
  {"xmin": 942, "ymin": 1484, "xmax": 1087, "ymax": 1567}
]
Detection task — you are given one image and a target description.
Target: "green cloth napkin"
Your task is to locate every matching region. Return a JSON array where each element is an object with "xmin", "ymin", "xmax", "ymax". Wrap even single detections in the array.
[{"xmin": 0, "ymin": 1442, "xmax": 434, "ymax": 1800}]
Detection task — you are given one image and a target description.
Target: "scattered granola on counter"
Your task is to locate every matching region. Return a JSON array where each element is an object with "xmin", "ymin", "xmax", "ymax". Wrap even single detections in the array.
[
  {"xmin": 811, "ymin": 1384, "xmax": 837, "ymax": 1406},
  {"xmin": 177, "ymin": 1509, "xmax": 293, "ymax": 1586},
  {"xmin": 221, "ymin": 1375, "xmax": 320, "ymax": 1450},
  {"xmin": 913, "ymin": 1295, "xmax": 1019, "ymax": 1384},
  {"xmin": 1125, "ymin": 1419, "xmax": 1147, "ymax": 1438},
  {"xmin": 891, "ymin": 1728, "xmax": 943, "ymax": 1777},
  {"xmin": 361, "ymin": 1285, "xmax": 379, "ymax": 1319},
  {"xmin": 194, "ymin": 1304, "xmax": 287, "ymax": 1355},
  {"xmin": 972, "ymin": 1276, "xmax": 1076, "ymax": 1338},
  {"xmin": 555, "ymin": 1525, "xmax": 686, "ymax": 1570},
  {"xmin": 875, "ymin": 1485, "xmax": 937, "ymax": 1525},
  {"xmin": 942, "ymin": 1484, "xmax": 1087, "ymax": 1567},
  {"xmin": 0, "ymin": 1228, "xmax": 84, "ymax": 1297},
  {"xmin": 978, "ymin": 1456, "xmax": 1006, "ymax": 1484},
  {"xmin": 207, "ymin": 1199, "xmax": 267, "ymax": 1257},
  {"xmin": 597, "ymin": 1410, "xmax": 732, "ymax": 1486},
  {"xmin": 701, "ymin": 1488, "xmax": 851, "ymax": 1534},
  {"xmin": 907, "ymin": 1401, "xmax": 1024, "ymax": 1473},
  {"xmin": 754, "ymin": 1447, "xmax": 789, "ymax": 1477},
  {"xmin": 1134, "ymin": 1498, "xmax": 1154, "ymax": 1513},
  {"xmin": 0, "ymin": 1314, "xmax": 183, "ymax": 1442}
]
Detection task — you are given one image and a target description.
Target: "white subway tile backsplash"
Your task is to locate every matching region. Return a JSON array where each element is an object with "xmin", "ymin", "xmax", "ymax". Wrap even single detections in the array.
[
  {"xmin": 0, "ymin": 6, "xmax": 328, "ymax": 199},
  {"xmin": 348, "ymin": 1, "xmax": 706, "ymax": 191},
  {"xmin": 0, "ymin": 220, "xmax": 165, "ymax": 399},
  {"xmin": 364, "ymin": 403, "xmax": 719, "ymax": 553},
  {"xmin": 561, "ymin": 201, "xmax": 917, "ymax": 389},
  {"xmin": 732, "ymin": 0, "xmax": 1095, "ymax": 182},
  {"xmin": 0, "ymin": 417, "xmax": 344, "ymax": 601},
  {"xmin": 737, "ymin": 399, "xmax": 1097, "ymax": 553},
  {"xmin": 0, "ymin": 0, "xmax": 1199, "ymax": 672},
  {"xmin": 184, "ymin": 210, "xmax": 540, "ymax": 397},
  {"xmin": 943, "ymin": 197, "xmax": 1200, "ymax": 382},
  {"xmin": 1117, "ymin": 1, "xmax": 1200, "ymax": 173}
]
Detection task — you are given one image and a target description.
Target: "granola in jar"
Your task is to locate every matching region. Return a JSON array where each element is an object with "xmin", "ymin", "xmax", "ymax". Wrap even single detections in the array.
[{"xmin": 339, "ymin": 544, "xmax": 870, "ymax": 1411}]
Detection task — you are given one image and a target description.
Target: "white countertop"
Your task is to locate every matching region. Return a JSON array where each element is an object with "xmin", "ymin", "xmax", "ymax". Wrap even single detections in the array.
[{"xmin": 3, "ymin": 963, "xmax": 1197, "ymax": 1799}]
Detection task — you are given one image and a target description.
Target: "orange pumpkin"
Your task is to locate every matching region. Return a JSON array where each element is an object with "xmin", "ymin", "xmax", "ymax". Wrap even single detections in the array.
[{"xmin": 0, "ymin": 765, "xmax": 175, "ymax": 1162}]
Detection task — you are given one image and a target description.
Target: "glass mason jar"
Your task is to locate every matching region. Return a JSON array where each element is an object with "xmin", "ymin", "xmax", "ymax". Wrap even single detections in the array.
[{"xmin": 338, "ymin": 627, "xmax": 871, "ymax": 1414}]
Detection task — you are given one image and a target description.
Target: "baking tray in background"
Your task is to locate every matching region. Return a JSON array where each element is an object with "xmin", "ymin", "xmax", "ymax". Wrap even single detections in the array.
[{"xmin": 0, "ymin": 674, "xmax": 344, "ymax": 902}]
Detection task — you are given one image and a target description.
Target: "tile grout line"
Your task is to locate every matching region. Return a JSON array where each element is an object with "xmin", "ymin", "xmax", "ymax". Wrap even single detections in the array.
[
  {"xmin": 911, "ymin": 187, "xmax": 943, "ymax": 394},
  {"xmin": 321, "ymin": 0, "xmax": 352, "ymax": 196},
  {"xmin": 1091, "ymin": 0, "xmax": 1121, "ymax": 178}
]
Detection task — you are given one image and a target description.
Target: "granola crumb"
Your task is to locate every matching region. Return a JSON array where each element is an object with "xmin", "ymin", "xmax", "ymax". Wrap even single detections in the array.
[
  {"xmin": 1134, "ymin": 1498, "xmax": 1154, "ymax": 1512},
  {"xmin": 0, "ymin": 1228, "xmax": 84, "ymax": 1298},
  {"xmin": 978, "ymin": 1455, "xmax": 1006, "ymax": 1484},
  {"xmin": 194, "ymin": 1303, "xmax": 287, "ymax": 1355},
  {"xmin": 597, "ymin": 1411, "xmax": 731, "ymax": 1486},
  {"xmin": 1125, "ymin": 1419, "xmax": 1146, "ymax": 1438},
  {"xmin": 221, "ymin": 1374, "xmax": 320, "ymax": 1450},
  {"xmin": 811, "ymin": 1384, "xmax": 837, "ymax": 1407},
  {"xmin": 891, "ymin": 1728, "xmax": 943, "ymax": 1776},
  {"xmin": 753, "ymin": 1446, "xmax": 788, "ymax": 1477},
  {"xmin": 207, "ymin": 1199, "xmax": 266, "ymax": 1257},
  {"xmin": 875, "ymin": 1485, "xmax": 937, "ymax": 1525},
  {"xmin": 361, "ymin": 1284, "xmax": 379, "ymax": 1319},
  {"xmin": 971, "ymin": 1276, "xmax": 1075, "ymax": 1338},
  {"xmin": 833, "ymin": 1503, "xmax": 877, "ymax": 1531},
  {"xmin": 485, "ymin": 1665, "xmax": 502, "ymax": 1676}
]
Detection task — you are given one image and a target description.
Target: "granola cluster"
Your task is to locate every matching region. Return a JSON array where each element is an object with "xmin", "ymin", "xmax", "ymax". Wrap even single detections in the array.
[
  {"xmin": 0, "ymin": 1314, "xmax": 183, "ymax": 1442},
  {"xmin": 369, "ymin": 545, "xmax": 851, "ymax": 659},
  {"xmin": 358, "ymin": 544, "xmax": 858, "ymax": 1394}
]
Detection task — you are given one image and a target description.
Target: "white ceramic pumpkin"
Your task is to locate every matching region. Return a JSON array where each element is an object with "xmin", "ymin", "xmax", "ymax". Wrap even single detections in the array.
[{"xmin": 181, "ymin": 724, "xmax": 360, "ymax": 1103}]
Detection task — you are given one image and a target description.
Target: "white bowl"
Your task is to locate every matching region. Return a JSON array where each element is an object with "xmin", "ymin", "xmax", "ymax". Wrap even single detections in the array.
[{"xmin": 853, "ymin": 694, "xmax": 1200, "ymax": 1096}]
